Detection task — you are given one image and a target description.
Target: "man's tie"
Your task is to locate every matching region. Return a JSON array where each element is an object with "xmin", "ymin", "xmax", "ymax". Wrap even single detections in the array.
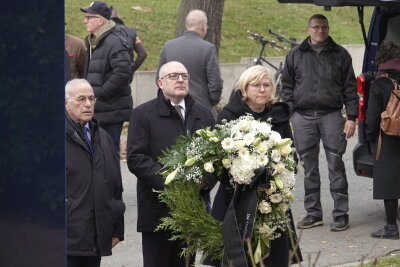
[
  {"xmin": 83, "ymin": 126, "xmax": 93, "ymax": 154},
  {"xmin": 174, "ymin": 105, "xmax": 185, "ymax": 121}
]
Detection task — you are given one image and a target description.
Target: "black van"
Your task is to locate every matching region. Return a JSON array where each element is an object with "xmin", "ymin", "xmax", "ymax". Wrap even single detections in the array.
[{"xmin": 278, "ymin": 0, "xmax": 400, "ymax": 178}]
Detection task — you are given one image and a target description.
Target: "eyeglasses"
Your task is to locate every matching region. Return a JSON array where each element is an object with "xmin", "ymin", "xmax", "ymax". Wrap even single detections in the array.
[
  {"xmin": 76, "ymin": 96, "xmax": 96, "ymax": 105},
  {"xmin": 84, "ymin": 15, "xmax": 101, "ymax": 21},
  {"xmin": 308, "ymin": 25, "xmax": 329, "ymax": 31},
  {"xmin": 249, "ymin": 83, "xmax": 271, "ymax": 90},
  {"xmin": 160, "ymin": 73, "xmax": 190, "ymax": 80}
]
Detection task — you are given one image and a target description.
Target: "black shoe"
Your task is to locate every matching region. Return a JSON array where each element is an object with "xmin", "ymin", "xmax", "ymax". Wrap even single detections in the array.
[
  {"xmin": 330, "ymin": 215, "xmax": 349, "ymax": 231},
  {"xmin": 371, "ymin": 224, "xmax": 399, "ymax": 240},
  {"xmin": 297, "ymin": 215, "xmax": 323, "ymax": 229}
]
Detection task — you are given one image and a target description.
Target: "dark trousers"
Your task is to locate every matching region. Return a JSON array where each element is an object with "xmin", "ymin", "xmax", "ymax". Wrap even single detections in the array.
[
  {"xmin": 385, "ymin": 199, "xmax": 399, "ymax": 225},
  {"xmin": 100, "ymin": 122, "xmax": 123, "ymax": 159},
  {"xmin": 142, "ymin": 231, "xmax": 195, "ymax": 267},
  {"xmin": 67, "ymin": 256, "xmax": 101, "ymax": 267}
]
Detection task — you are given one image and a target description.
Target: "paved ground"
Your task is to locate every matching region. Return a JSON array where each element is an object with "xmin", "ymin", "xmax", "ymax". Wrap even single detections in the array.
[{"xmin": 102, "ymin": 136, "xmax": 400, "ymax": 267}]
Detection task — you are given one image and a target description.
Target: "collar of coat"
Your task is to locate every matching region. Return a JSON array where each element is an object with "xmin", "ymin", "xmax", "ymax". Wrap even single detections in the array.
[
  {"xmin": 299, "ymin": 36, "xmax": 339, "ymax": 52},
  {"xmin": 88, "ymin": 20, "xmax": 116, "ymax": 49},
  {"xmin": 156, "ymin": 89, "xmax": 195, "ymax": 117},
  {"xmin": 66, "ymin": 114, "xmax": 99, "ymax": 142}
]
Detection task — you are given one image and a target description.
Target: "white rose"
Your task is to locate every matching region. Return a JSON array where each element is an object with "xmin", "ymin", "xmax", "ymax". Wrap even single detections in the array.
[
  {"xmin": 204, "ymin": 162, "xmax": 215, "ymax": 173},
  {"xmin": 234, "ymin": 140, "xmax": 245, "ymax": 150},
  {"xmin": 240, "ymin": 120, "xmax": 251, "ymax": 132},
  {"xmin": 222, "ymin": 158, "xmax": 232, "ymax": 168},
  {"xmin": 266, "ymin": 181, "xmax": 277, "ymax": 195},
  {"xmin": 271, "ymin": 149, "xmax": 281, "ymax": 163}
]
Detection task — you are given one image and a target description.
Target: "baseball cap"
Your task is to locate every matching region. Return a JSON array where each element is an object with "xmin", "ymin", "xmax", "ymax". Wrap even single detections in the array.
[{"xmin": 80, "ymin": 1, "xmax": 111, "ymax": 20}]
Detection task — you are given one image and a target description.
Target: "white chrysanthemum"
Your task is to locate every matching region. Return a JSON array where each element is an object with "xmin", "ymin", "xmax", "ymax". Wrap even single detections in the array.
[
  {"xmin": 259, "ymin": 223, "xmax": 277, "ymax": 238},
  {"xmin": 234, "ymin": 140, "xmax": 245, "ymax": 150},
  {"xmin": 243, "ymin": 132, "xmax": 256, "ymax": 146},
  {"xmin": 239, "ymin": 148, "xmax": 250, "ymax": 158},
  {"xmin": 258, "ymin": 200, "xmax": 272, "ymax": 214},
  {"xmin": 257, "ymin": 154, "xmax": 269, "ymax": 167},
  {"xmin": 271, "ymin": 149, "xmax": 281, "ymax": 163},
  {"xmin": 222, "ymin": 158, "xmax": 232, "ymax": 168},
  {"xmin": 270, "ymin": 193, "xmax": 283, "ymax": 203},
  {"xmin": 221, "ymin": 137, "xmax": 235, "ymax": 150}
]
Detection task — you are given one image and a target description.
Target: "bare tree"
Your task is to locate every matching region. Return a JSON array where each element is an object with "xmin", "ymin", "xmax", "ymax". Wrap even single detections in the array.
[{"xmin": 175, "ymin": 0, "xmax": 225, "ymax": 54}]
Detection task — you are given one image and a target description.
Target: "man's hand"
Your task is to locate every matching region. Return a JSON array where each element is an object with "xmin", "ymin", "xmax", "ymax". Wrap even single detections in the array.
[
  {"xmin": 343, "ymin": 120, "xmax": 356, "ymax": 139},
  {"xmin": 112, "ymin": 237, "xmax": 121, "ymax": 248}
]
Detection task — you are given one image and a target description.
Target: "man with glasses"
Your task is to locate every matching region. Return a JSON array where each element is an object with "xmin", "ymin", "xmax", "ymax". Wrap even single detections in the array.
[
  {"xmin": 157, "ymin": 9, "xmax": 223, "ymax": 117},
  {"xmin": 80, "ymin": 1, "xmax": 133, "ymax": 160},
  {"xmin": 127, "ymin": 61, "xmax": 214, "ymax": 267},
  {"xmin": 281, "ymin": 14, "xmax": 358, "ymax": 232},
  {"xmin": 65, "ymin": 79, "xmax": 125, "ymax": 267}
]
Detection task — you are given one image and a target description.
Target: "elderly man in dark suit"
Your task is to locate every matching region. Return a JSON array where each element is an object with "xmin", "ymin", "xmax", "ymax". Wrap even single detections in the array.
[{"xmin": 127, "ymin": 61, "xmax": 215, "ymax": 267}]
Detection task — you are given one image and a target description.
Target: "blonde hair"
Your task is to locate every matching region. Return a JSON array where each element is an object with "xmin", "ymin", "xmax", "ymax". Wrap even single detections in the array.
[{"xmin": 235, "ymin": 65, "xmax": 276, "ymax": 105}]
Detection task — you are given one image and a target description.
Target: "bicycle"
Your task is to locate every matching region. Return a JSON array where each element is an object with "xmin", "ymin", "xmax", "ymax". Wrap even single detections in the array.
[{"xmin": 247, "ymin": 30, "xmax": 297, "ymax": 100}]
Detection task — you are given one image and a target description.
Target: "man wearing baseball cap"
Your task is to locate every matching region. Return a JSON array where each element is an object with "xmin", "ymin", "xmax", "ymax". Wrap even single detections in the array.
[{"xmin": 80, "ymin": 1, "xmax": 133, "ymax": 161}]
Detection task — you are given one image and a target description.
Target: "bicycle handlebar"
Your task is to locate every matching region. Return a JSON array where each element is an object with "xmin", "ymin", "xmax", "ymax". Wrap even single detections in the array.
[
  {"xmin": 246, "ymin": 30, "xmax": 285, "ymax": 50},
  {"xmin": 268, "ymin": 29, "xmax": 297, "ymax": 47}
]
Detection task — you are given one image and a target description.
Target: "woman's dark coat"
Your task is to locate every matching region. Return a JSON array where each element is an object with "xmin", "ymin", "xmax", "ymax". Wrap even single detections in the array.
[
  {"xmin": 126, "ymin": 90, "xmax": 215, "ymax": 232},
  {"xmin": 365, "ymin": 71, "xmax": 400, "ymax": 199},
  {"xmin": 210, "ymin": 90, "xmax": 301, "ymax": 266},
  {"xmin": 66, "ymin": 117, "xmax": 125, "ymax": 257}
]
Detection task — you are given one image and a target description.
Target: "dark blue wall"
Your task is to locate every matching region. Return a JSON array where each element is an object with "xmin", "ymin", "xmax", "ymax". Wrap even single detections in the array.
[{"xmin": 0, "ymin": 1, "xmax": 66, "ymax": 266}]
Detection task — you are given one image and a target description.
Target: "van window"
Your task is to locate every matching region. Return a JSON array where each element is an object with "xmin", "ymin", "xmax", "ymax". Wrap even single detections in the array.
[{"xmin": 386, "ymin": 14, "xmax": 400, "ymax": 45}]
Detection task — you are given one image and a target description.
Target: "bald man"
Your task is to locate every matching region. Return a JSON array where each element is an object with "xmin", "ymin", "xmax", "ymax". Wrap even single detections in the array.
[
  {"xmin": 157, "ymin": 9, "xmax": 223, "ymax": 117},
  {"xmin": 127, "ymin": 62, "xmax": 215, "ymax": 267}
]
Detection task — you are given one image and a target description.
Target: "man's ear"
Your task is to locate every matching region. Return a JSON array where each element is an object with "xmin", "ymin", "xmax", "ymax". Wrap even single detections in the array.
[{"xmin": 157, "ymin": 79, "xmax": 163, "ymax": 88}]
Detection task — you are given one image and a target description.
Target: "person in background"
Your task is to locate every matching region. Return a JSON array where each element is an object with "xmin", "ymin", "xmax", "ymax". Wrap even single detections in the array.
[
  {"xmin": 366, "ymin": 41, "xmax": 400, "ymax": 240},
  {"xmin": 157, "ymin": 9, "xmax": 223, "ymax": 117},
  {"xmin": 281, "ymin": 14, "xmax": 358, "ymax": 232},
  {"xmin": 110, "ymin": 6, "xmax": 148, "ymax": 74},
  {"xmin": 80, "ymin": 1, "xmax": 133, "ymax": 158},
  {"xmin": 65, "ymin": 33, "xmax": 86, "ymax": 80},
  {"xmin": 207, "ymin": 65, "xmax": 302, "ymax": 266},
  {"xmin": 65, "ymin": 78, "xmax": 125, "ymax": 267},
  {"xmin": 127, "ymin": 61, "xmax": 214, "ymax": 267}
]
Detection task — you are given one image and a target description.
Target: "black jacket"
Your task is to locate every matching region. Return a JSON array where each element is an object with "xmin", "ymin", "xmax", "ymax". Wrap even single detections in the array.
[
  {"xmin": 281, "ymin": 37, "xmax": 358, "ymax": 120},
  {"xmin": 66, "ymin": 117, "xmax": 125, "ymax": 256},
  {"xmin": 365, "ymin": 71, "xmax": 400, "ymax": 199},
  {"xmin": 209, "ymin": 90, "xmax": 301, "ymax": 266},
  {"xmin": 126, "ymin": 90, "xmax": 215, "ymax": 232},
  {"xmin": 84, "ymin": 26, "xmax": 133, "ymax": 124}
]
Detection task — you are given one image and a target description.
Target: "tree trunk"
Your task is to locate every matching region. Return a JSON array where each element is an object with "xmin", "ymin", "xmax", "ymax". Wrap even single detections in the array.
[{"xmin": 175, "ymin": 0, "xmax": 225, "ymax": 54}]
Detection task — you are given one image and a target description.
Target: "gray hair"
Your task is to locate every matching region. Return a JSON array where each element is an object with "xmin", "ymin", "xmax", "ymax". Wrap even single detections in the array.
[
  {"xmin": 186, "ymin": 9, "xmax": 207, "ymax": 29},
  {"xmin": 65, "ymin": 79, "xmax": 92, "ymax": 99}
]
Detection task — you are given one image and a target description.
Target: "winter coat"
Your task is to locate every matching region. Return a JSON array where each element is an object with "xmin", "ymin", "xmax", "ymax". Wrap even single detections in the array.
[
  {"xmin": 66, "ymin": 117, "xmax": 125, "ymax": 256},
  {"xmin": 365, "ymin": 71, "xmax": 400, "ymax": 199},
  {"xmin": 209, "ymin": 90, "xmax": 301, "ymax": 266},
  {"xmin": 281, "ymin": 36, "xmax": 358, "ymax": 120},
  {"xmin": 126, "ymin": 90, "xmax": 215, "ymax": 232},
  {"xmin": 157, "ymin": 31, "xmax": 223, "ymax": 109},
  {"xmin": 65, "ymin": 34, "xmax": 86, "ymax": 80},
  {"xmin": 84, "ymin": 24, "xmax": 133, "ymax": 124}
]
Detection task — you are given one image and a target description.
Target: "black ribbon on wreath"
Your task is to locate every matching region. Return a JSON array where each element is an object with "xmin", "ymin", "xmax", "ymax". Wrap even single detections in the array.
[{"xmin": 222, "ymin": 168, "xmax": 272, "ymax": 267}]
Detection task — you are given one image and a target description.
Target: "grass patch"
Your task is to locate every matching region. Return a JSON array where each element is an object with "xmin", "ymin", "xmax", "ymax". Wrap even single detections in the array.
[
  {"xmin": 357, "ymin": 253, "xmax": 400, "ymax": 267},
  {"xmin": 65, "ymin": 0, "xmax": 373, "ymax": 70}
]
